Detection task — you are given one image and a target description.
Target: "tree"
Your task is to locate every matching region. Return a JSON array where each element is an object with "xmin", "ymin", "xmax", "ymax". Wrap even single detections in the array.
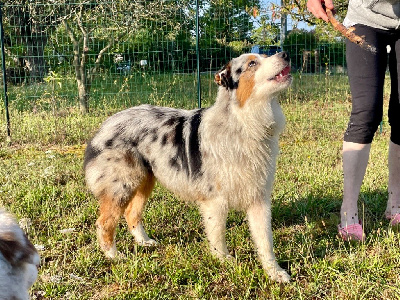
[
  {"xmin": 252, "ymin": 15, "xmax": 280, "ymax": 47},
  {"xmin": 272, "ymin": 0, "xmax": 349, "ymax": 26},
  {"xmin": 121, "ymin": 1, "xmax": 195, "ymax": 73},
  {"xmin": 55, "ymin": 0, "xmax": 183, "ymax": 113},
  {"xmin": 258, "ymin": 0, "xmax": 347, "ymax": 72},
  {"xmin": 199, "ymin": 0, "xmax": 260, "ymax": 69},
  {"xmin": 3, "ymin": 0, "xmax": 55, "ymax": 83}
]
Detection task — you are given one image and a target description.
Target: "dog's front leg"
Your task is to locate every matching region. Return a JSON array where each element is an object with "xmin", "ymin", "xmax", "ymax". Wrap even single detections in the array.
[
  {"xmin": 199, "ymin": 200, "xmax": 231, "ymax": 259},
  {"xmin": 246, "ymin": 200, "xmax": 290, "ymax": 283}
]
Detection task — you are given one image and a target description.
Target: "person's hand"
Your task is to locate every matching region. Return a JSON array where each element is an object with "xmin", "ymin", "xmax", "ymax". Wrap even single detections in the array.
[{"xmin": 307, "ymin": 0, "xmax": 335, "ymax": 22}]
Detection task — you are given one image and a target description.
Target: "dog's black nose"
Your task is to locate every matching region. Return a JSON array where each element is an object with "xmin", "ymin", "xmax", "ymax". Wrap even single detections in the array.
[{"xmin": 277, "ymin": 51, "xmax": 289, "ymax": 61}]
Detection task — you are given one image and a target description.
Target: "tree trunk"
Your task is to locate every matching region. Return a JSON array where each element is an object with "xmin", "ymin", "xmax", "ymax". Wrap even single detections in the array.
[
  {"xmin": 63, "ymin": 20, "xmax": 90, "ymax": 114},
  {"xmin": 77, "ymin": 78, "xmax": 90, "ymax": 114},
  {"xmin": 63, "ymin": 19, "xmax": 115, "ymax": 113},
  {"xmin": 76, "ymin": 46, "xmax": 92, "ymax": 113},
  {"xmin": 25, "ymin": 34, "xmax": 48, "ymax": 83}
]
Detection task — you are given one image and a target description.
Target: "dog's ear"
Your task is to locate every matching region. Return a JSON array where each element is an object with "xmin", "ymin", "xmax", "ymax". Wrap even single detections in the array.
[
  {"xmin": 0, "ymin": 232, "xmax": 37, "ymax": 266},
  {"xmin": 214, "ymin": 71, "xmax": 223, "ymax": 86},
  {"xmin": 214, "ymin": 63, "xmax": 233, "ymax": 88},
  {"xmin": 0, "ymin": 211, "xmax": 39, "ymax": 266}
]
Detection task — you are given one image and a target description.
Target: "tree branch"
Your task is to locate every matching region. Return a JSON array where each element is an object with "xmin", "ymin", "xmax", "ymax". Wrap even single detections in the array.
[
  {"xmin": 326, "ymin": 9, "xmax": 376, "ymax": 53},
  {"xmin": 62, "ymin": 19, "xmax": 77, "ymax": 45},
  {"xmin": 62, "ymin": 19, "xmax": 81, "ymax": 81}
]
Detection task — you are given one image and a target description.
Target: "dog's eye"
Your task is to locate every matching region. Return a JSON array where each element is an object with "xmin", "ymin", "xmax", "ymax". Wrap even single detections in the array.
[{"xmin": 248, "ymin": 60, "xmax": 257, "ymax": 67}]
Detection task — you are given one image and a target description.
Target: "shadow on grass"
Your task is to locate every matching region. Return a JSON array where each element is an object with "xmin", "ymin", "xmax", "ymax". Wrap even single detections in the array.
[
  {"xmin": 144, "ymin": 187, "xmax": 390, "ymax": 250},
  {"xmin": 272, "ymin": 188, "xmax": 391, "ymax": 265},
  {"xmin": 272, "ymin": 188, "xmax": 389, "ymax": 228}
]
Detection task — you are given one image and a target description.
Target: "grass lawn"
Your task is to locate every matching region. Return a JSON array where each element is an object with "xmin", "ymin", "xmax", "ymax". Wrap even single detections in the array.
[{"xmin": 0, "ymin": 73, "xmax": 399, "ymax": 299}]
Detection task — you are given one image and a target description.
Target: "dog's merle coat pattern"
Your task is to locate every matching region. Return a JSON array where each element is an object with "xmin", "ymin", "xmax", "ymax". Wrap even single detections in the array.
[
  {"xmin": 85, "ymin": 52, "xmax": 292, "ymax": 282},
  {"xmin": 0, "ymin": 209, "xmax": 39, "ymax": 300}
]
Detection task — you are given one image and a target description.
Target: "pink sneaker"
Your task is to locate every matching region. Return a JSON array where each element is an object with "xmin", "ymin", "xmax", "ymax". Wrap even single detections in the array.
[
  {"xmin": 338, "ymin": 222, "xmax": 365, "ymax": 242},
  {"xmin": 387, "ymin": 213, "xmax": 400, "ymax": 226}
]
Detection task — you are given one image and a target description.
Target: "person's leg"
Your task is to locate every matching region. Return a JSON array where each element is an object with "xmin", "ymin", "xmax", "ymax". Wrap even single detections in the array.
[
  {"xmin": 341, "ymin": 141, "xmax": 371, "ymax": 226},
  {"xmin": 340, "ymin": 25, "xmax": 388, "ymax": 238},
  {"xmin": 387, "ymin": 142, "xmax": 400, "ymax": 218},
  {"xmin": 386, "ymin": 34, "xmax": 400, "ymax": 220}
]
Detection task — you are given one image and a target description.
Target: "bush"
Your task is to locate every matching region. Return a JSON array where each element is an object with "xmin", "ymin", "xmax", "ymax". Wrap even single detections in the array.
[{"xmin": 283, "ymin": 29, "xmax": 345, "ymax": 73}]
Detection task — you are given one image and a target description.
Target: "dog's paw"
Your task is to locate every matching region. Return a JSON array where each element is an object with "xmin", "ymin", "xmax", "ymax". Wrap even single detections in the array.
[
  {"xmin": 105, "ymin": 249, "xmax": 127, "ymax": 260},
  {"xmin": 104, "ymin": 245, "xmax": 119, "ymax": 259},
  {"xmin": 210, "ymin": 248, "xmax": 232, "ymax": 261},
  {"xmin": 267, "ymin": 269, "xmax": 290, "ymax": 283},
  {"xmin": 137, "ymin": 239, "xmax": 158, "ymax": 247},
  {"xmin": 216, "ymin": 254, "xmax": 235, "ymax": 262}
]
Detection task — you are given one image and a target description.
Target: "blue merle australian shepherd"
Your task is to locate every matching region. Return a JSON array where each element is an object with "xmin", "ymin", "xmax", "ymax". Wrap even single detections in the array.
[{"xmin": 84, "ymin": 52, "xmax": 292, "ymax": 282}]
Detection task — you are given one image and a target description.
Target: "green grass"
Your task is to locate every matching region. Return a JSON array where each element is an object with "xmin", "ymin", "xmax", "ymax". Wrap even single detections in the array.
[
  {"xmin": 6, "ymin": 71, "xmax": 214, "ymax": 112},
  {"xmin": 1, "ymin": 73, "xmax": 399, "ymax": 299}
]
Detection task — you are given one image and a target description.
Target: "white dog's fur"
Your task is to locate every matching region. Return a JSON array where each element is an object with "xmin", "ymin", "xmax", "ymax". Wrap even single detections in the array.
[
  {"xmin": 0, "ymin": 209, "xmax": 39, "ymax": 300},
  {"xmin": 85, "ymin": 52, "xmax": 292, "ymax": 282}
]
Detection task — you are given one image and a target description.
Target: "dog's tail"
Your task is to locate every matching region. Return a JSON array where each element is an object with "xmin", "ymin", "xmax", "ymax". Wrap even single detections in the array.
[{"xmin": 84, "ymin": 139, "xmax": 101, "ymax": 170}]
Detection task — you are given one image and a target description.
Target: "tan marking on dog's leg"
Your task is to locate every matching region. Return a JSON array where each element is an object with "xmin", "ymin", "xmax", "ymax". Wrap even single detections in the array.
[
  {"xmin": 246, "ymin": 200, "xmax": 290, "ymax": 283},
  {"xmin": 199, "ymin": 200, "xmax": 231, "ymax": 259},
  {"xmin": 96, "ymin": 195, "xmax": 124, "ymax": 259},
  {"xmin": 124, "ymin": 174, "xmax": 157, "ymax": 247}
]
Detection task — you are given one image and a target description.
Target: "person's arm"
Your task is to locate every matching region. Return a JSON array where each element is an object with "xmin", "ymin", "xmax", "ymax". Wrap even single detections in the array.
[{"xmin": 306, "ymin": 0, "xmax": 334, "ymax": 22}]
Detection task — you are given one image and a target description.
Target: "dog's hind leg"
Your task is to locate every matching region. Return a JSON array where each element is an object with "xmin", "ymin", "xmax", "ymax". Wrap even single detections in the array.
[
  {"xmin": 88, "ymin": 151, "xmax": 148, "ymax": 258},
  {"xmin": 96, "ymin": 194, "xmax": 126, "ymax": 259},
  {"xmin": 246, "ymin": 200, "xmax": 290, "ymax": 283},
  {"xmin": 199, "ymin": 200, "xmax": 231, "ymax": 259},
  {"xmin": 124, "ymin": 173, "xmax": 157, "ymax": 246}
]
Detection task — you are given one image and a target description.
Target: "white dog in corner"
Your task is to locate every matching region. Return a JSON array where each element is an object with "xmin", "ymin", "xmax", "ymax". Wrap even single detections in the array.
[{"xmin": 0, "ymin": 208, "xmax": 40, "ymax": 300}]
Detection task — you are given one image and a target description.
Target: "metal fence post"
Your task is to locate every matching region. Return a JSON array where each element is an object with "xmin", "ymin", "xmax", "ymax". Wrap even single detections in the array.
[
  {"xmin": 195, "ymin": 0, "xmax": 201, "ymax": 108},
  {"xmin": 280, "ymin": 0, "xmax": 287, "ymax": 47},
  {"xmin": 0, "ymin": 2, "xmax": 10, "ymax": 142}
]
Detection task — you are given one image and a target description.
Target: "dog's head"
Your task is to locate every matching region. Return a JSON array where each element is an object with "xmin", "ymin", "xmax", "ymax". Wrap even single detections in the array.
[
  {"xmin": 215, "ymin": 52, "xmax": 292, "ymax": 107},
  {"xmin": 0, "ymin": 209, "xmax": 39, "ymax": 299}
]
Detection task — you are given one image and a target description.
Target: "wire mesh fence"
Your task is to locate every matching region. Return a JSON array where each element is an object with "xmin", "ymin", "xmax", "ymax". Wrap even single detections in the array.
[{"xmin": 0, "ymin": 0, "xmax": 348, "ymax": 117}]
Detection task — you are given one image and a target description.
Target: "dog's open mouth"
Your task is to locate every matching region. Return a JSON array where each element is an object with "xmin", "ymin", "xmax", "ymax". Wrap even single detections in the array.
[
  {"xmin": 268, "ymin": 64, "xmax": 291, "ymax": 82},
  {"xmin": 273, "ymin": 65, "xmax": 291, "ymax": 82}
]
